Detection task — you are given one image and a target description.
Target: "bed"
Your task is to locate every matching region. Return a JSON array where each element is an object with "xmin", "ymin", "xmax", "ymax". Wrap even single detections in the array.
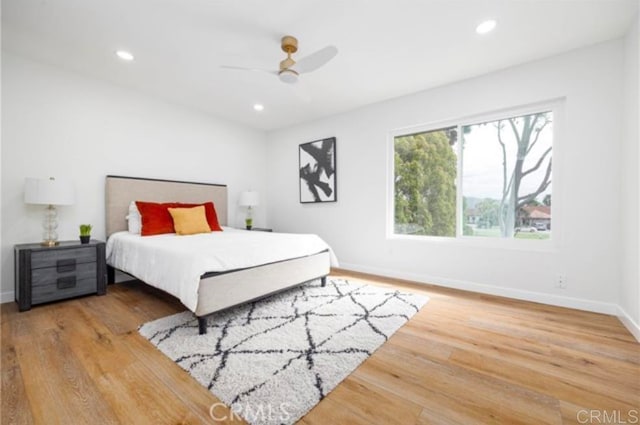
[{"xmin": 105, "ymin": 175, "xmax": 333, "ymax": 334}]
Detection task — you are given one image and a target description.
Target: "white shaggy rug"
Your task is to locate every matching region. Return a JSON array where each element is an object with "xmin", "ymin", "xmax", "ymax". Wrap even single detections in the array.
[{"xmin": 139, "ymin": 278, "xmax": 428, "ymax": 425}]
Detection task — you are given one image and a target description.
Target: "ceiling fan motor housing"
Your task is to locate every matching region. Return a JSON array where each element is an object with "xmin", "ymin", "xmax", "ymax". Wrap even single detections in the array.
[{"xmin": 280, "ymin": 57, "xmax": 296, "ymax": 70}]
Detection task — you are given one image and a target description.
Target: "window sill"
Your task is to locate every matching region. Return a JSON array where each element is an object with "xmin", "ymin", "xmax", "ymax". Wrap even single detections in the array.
[{"xmin": 387, "ymin": 233, "xmax": 557, "ymax": 253}]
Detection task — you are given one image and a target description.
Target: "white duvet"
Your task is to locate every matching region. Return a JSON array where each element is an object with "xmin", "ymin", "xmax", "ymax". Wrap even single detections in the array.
[{"xmin": 106, "ymin": 227, "xmax": 338, "ymax": 312}]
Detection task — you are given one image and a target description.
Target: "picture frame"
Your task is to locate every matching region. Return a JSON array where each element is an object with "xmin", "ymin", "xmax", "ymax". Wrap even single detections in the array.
[{"xmin": 299, "ymin": 137, "xmax": 337, "ymax": 203}]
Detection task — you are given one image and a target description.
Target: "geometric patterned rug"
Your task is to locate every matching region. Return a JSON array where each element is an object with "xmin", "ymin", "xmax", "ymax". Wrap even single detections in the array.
[{"xmin": 139, "ymin": 278, "xmax": 428, "ymax": 425}]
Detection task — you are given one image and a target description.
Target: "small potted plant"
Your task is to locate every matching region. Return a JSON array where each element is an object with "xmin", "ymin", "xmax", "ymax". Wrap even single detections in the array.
[
  {"xmin": 245, "ymin": 217, "xmax": 253, "ymax": 230},
  {"xmin": 79, "ymin": 224, "xmax": 92, "ymax": 244}
]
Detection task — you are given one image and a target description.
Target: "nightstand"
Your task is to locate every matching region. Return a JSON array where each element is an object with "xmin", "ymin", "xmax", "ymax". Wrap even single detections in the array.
[
  {"xmin": 251, "ymin": 228, "xmax": 273, "ymax": 232},
  {"xmin": 14, "ymin": 240, "xmax": 107, "ymax": 312}
]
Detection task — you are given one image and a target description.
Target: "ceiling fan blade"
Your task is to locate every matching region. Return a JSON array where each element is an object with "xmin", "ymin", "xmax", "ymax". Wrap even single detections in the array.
[
  {"xmin": 220, "ymin": 65, "xmax": 278, "ymax": 75},
  {"xmin": 293, "ymin": 45, "xmax": 338, "ymax": 74}
]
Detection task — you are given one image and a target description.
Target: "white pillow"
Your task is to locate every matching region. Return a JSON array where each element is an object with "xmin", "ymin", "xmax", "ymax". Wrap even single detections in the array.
[{"xmin": 126, "ymin": 201, "xmax": 141, "ymax": 234}]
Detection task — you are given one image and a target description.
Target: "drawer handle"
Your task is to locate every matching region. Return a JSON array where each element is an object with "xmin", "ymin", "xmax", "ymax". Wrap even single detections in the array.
[
  {"xmin": 57, "ymin": 259, "xmax": 76, "ymax": 273},
  {"xmin": 57, "ymin": 276, "xmax": 76, "ymax": 289}
]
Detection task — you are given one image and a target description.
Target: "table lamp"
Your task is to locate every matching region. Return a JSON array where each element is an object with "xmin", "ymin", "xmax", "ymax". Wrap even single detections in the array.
[
  {"xmin": 239, "ymin": 191, "xmax": 259, "ymax": 230},
  {"xmin": 24, "ymin": 177, "xmax": 75, "ymax": 246}
]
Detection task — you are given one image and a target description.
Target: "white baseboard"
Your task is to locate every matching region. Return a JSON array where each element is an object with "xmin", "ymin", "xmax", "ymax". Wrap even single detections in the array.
[
  {"xmin": 338, "ymin": 262, "xmax": 620, "ymax": 316},
  {"xmin": 0, "ymin": 290, "xmax": 15, "ymax": 304},
  {"xmin": 617, "ymin": 306, "xmax": 640, "ymax": 342}
]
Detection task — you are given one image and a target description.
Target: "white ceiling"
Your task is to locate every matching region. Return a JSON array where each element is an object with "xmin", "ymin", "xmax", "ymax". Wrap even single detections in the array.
[{"xmin": 2, "ymin": 0, "xmax": 638, "ymax": 131}]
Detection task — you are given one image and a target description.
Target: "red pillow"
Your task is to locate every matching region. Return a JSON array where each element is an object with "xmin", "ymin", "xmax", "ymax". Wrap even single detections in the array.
[
  {"xmin": 136, "ymin": 201, "xmax": 178, "ymax": 236},
  {"xmin": 175, "ymin": 202, "xmax": 223, "ymax": 232},
  {"xmin": 136, "ymin": 201, "xmax": 223, "ymax": 236}
]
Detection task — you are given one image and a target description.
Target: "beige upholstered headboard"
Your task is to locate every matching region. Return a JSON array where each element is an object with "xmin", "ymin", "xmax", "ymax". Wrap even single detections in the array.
[{"xmin": 105, "ymin": 175, "xmax": 228, "ymax": 237}]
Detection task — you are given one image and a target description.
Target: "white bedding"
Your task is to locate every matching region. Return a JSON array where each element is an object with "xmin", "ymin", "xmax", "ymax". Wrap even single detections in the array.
[{"xmin": 106, "ymin": 227, "xmax": 338, "ymax": 312}]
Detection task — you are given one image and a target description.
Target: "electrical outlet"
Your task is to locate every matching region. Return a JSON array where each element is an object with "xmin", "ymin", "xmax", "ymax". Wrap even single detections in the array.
[{"xmin": 556, "ymin": 274, "xmax": 567, "ymax": 289}]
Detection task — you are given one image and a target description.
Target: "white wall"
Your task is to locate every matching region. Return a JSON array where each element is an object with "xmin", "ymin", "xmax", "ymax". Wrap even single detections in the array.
[
  {"xmin": 267, "ymin": 39, "xmax": 626, "ymax": 315},
  {"xmin": 1, "ymin": 52, "xmax": 268, "ymax": 300},
  {"xmin": 620, "ymin": 13, "xmax": 640, "ymax": 338},
  {"xmin": 0, "ymin": 41, "xmax": 3, "ymax": 304}
]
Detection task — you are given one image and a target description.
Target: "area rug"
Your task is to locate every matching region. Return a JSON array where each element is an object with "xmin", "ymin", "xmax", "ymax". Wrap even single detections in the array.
[{"xmin": 139, "ymin": 278, "xmax": 428, "ymax": 425}]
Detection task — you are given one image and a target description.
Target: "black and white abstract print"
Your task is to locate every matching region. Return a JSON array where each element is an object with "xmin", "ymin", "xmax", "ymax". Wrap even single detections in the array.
[{"xmin": 299, "ymin": 137, "xmax": 336, "ymax": 203}]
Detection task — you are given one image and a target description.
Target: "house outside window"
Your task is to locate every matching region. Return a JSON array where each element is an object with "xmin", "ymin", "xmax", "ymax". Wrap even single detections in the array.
[{"xmin": 391, "ymin": 102, "xmax": 557, "ymax": 241}]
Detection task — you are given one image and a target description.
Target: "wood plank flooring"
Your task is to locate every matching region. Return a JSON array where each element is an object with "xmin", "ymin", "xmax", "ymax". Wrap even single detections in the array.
[{"xmin": 2, "ymin": 269, "xmax": 638, "ymax": 424}]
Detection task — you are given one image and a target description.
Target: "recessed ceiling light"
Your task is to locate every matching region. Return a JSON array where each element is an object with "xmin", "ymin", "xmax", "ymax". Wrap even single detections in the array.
[
  {"xmin": 115, "ymin": 50, "xmax": 134, "ymax": 61},
  {"xmin": 253, "ymin": 104, "xmax": 264, "ymax": 112},
  {"xmin": 476, "ymin": 20, "xmax": 497, "ymax": 35}
]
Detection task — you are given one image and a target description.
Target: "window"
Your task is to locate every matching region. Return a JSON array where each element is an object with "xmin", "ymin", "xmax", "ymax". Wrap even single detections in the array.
[
  {"xmin": 394, "ymin": 127, "xmax": 458, "ymax": 236},
  {"xmin": 392, "ymin": 105, "xmax": 555, "ymax": 240}
]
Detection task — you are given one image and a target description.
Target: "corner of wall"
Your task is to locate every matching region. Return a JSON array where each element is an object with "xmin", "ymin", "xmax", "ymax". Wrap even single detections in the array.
[
  {"xmin": 620, "ymin": 11, "xmax": 640, "ymax": 333},
  {"xmin": 617, "ymin": 305, "xmax": 640, "ymax": 342},
  {"xmin": 0, "ymin": 291, "xmax": 14, "ymax": 304}
]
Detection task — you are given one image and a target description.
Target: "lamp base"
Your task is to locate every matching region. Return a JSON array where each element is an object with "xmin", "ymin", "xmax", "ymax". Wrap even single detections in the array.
[{"xmin": 42, "ymin": 205, "xmax": 60, "ymax": 247}]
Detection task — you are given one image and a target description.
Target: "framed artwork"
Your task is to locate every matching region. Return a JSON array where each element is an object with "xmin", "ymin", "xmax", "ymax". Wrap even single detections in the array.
[{"xmin": 299, "ymin": 137, "xmax": 337, "ymax": 203}]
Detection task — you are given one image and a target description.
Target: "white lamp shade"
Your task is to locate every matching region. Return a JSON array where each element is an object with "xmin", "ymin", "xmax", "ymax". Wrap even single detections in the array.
[
  {"xmin": 239, "ymin": 191, "xmax": 259, "ymax": 207},
  {"xmin": 24, "ymin": 177, "xmax": 75, "ymax": 205}
]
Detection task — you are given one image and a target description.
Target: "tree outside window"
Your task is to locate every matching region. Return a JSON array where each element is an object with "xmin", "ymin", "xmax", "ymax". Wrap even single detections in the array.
[{"xmin": 394, "ymin": 127, "xmax": 457, "ymax": 236}]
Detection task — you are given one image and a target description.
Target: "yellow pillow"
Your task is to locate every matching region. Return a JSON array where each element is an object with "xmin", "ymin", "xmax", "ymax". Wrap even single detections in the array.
[{"xmin": 167, "ymin": 205, "xmax": 211, "ymax": 235}]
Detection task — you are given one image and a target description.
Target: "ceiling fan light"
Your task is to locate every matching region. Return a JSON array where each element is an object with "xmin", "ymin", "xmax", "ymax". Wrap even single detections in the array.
[{"xmin": 278, "ymin": 69, "xmax": 298, "ymax": 84}]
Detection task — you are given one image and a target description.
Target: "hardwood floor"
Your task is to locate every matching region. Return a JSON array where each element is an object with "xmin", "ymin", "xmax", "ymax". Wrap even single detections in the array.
[{"xmin": 2, "ymin": 269, "xmax": 639, "ymax": 424}]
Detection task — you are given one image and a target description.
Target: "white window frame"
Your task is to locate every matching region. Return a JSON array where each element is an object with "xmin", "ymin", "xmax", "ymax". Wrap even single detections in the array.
[{"xmin": 387, "ymin": 99, "xmax": 564, "ymax": 252}]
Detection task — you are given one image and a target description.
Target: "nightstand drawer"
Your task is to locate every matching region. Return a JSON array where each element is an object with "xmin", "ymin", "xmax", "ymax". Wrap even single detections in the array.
[
  {"xmin": 31, "ymin": 247, "xmax": 97, "ymax": 269},
  {"xmin": 31, "ymin": 262, "xmax": 97, "ymax": 287},
  {"xmin": 32, "ymin": 277, "xmax": 97, "ymax": 305}
]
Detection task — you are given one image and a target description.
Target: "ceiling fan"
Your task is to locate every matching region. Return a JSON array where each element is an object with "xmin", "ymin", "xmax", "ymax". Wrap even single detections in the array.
[{"xmin": 221, "ymin": 35, "xmax": 338, "ymax": 84}]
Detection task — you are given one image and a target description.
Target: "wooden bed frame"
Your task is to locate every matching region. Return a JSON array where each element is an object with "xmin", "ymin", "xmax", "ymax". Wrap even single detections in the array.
[{"xmin": 105, "ymin": 175, "xmax": 330, "ymax": 334}]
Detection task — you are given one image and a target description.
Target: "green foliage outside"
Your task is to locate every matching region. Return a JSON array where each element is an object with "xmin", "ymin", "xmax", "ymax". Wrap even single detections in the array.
[
  {"xmin": 394, "ymin": 129, "xmax": 457, "ymax": 236},
  {"xmin": 475, "ymin": 198, "xmax": 500, "ymax": 228}
]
